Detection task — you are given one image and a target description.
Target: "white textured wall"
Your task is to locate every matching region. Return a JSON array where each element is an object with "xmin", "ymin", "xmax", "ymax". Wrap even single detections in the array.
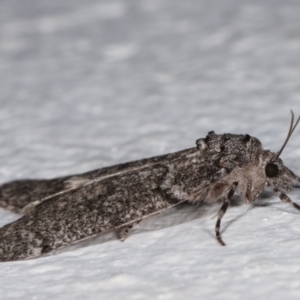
[{"xmin": 1, "ymin": 0, "xmax": 300, "ymax": 299}]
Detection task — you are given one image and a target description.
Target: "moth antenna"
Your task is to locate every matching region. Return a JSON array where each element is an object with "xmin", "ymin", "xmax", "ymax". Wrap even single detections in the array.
[{"xmin": 275, "ymin": 110, "xmax": 300, "ymax": 160}]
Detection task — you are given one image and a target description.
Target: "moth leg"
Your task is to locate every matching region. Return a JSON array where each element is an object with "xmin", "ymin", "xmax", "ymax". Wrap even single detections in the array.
[
  {"xmin": 215, "ymin": 182, "xmax": 238, "ymax": 246},
  {"xmin": 117, "ymin": 221, "xmax": 140, "ymax": 242},
  {"xmin": 272, "ymin": 188, "xmax": 300, "ymax": 211}
]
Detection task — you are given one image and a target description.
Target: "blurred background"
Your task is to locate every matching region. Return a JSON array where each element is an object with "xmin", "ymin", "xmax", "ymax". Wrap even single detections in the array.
[
  {"xmin": 1, "ymin": 0, "xmax": 300, "ymax": 181},
  {"xmin": 1, "ymin": 1, "xmax": 300, "ymax": 299}
]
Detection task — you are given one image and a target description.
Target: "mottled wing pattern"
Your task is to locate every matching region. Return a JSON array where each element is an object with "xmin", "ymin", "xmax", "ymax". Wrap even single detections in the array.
[
  {"xmin": 0, "ymin": 164, "xmax": 173, "ymax": 261},
  {"xmin": 0, "ymin": 152, "xmax": 177, "ymax": 213}
]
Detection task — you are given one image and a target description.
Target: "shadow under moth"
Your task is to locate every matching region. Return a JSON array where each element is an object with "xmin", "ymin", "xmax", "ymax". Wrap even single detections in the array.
[{"xmin": 0, "ymin": 112, "xmax": 300, "ymax": 262}]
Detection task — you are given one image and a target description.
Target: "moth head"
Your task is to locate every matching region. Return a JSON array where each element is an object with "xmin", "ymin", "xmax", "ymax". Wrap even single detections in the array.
[
  {"xmin": 264, "ymin": 155, "xmax": 297, "ymax": 191},
  {"xmin": 264, "ymin": 111, "xmax": 300, "ymax": 189}
]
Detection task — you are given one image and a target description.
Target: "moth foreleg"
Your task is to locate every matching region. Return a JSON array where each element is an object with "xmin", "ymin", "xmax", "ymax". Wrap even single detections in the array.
[
  {"xmin": 117, "ymin": 221, "xmax": 140, "ymax": 242},
  {"xmin": 272, "ymin": 188, "xmax": 300, "ymax": 211},
  {"xmin": 215, "ymin": 181, "xmax": 238, "ymax": 246}
]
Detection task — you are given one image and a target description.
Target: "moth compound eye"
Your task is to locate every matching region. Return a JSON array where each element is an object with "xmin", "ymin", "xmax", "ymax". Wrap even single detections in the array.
[{"xmin": 265, "ymin": 163, "xmax": 279, "ymax": 178}]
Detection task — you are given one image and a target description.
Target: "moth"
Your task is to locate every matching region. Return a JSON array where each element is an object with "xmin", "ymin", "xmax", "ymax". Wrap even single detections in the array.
[{"xmin": 0, "ymin": 112, "xmax": 300, "ymax": 262}]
